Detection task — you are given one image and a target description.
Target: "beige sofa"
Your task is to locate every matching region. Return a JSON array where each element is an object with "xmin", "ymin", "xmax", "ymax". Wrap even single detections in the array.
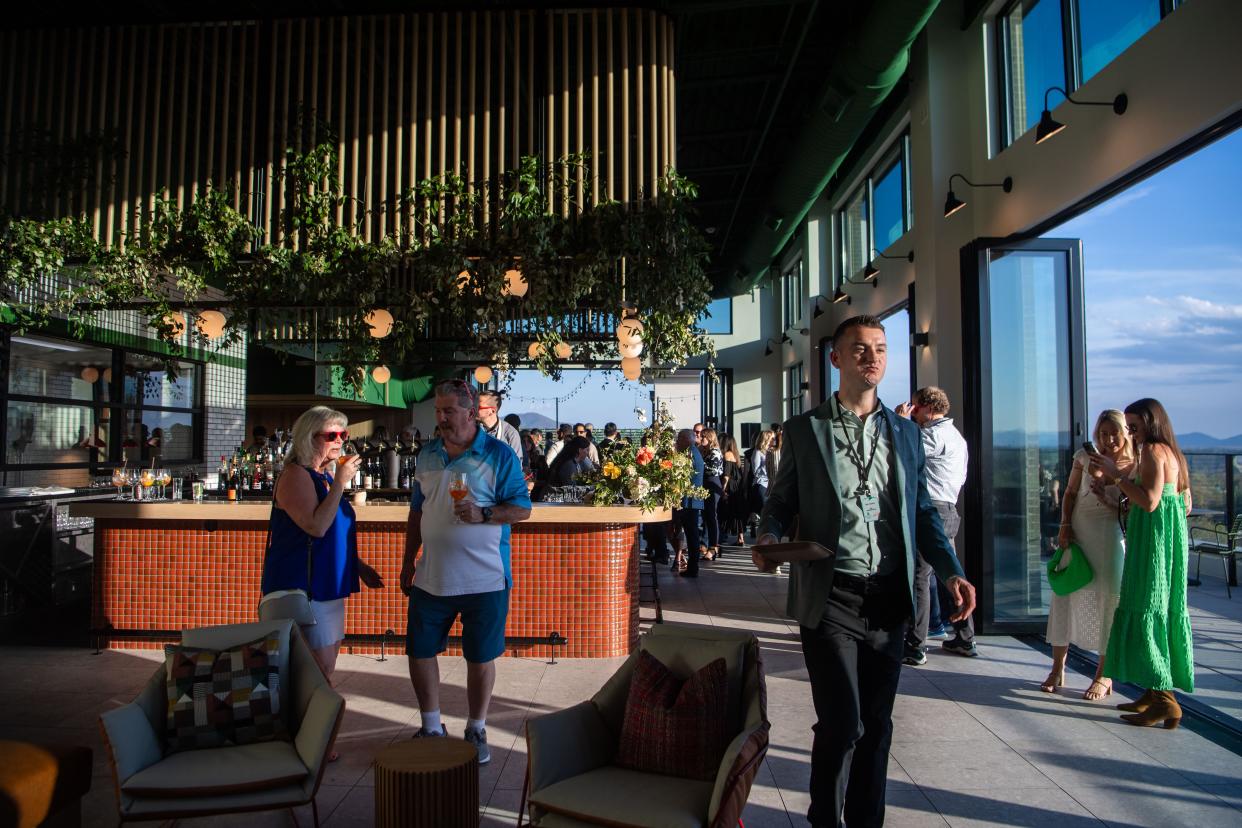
[
  {"xmin": 522, "ymin": 622, "xmax": 770, "ymax": 828},
  {"xmin": 97, "ymin": 620, "xmax": 343, "ymax": 826}
]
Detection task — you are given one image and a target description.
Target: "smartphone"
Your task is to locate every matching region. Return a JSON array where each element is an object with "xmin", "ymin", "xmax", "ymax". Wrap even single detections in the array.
[{"xmin": 1082, "ymin": 441, "xmax": 1099, "ymax": 456}]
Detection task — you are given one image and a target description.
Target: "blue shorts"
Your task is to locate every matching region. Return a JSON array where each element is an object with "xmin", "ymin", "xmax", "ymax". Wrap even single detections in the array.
[{"xmin": 406, "ymin": 586, "xmax": 510, "ymax": 663}]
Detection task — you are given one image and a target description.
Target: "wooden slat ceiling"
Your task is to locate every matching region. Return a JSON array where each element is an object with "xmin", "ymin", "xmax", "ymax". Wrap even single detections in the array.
[{"xmin": 5, "ymin": 1, "xmax": 877, "ymax": 291}]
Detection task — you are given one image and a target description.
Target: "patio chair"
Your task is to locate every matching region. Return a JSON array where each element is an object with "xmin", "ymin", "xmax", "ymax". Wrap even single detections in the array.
[
  {"xmin": 1189, "ymin": 514, "xmax": 1241, "ymax": 598},
  {"xmin": 520, "ymin": 622, "xmax": 769, "ymax": 828},
  {"xmin": 97, "ymin": 619, "xmax": 343, "ymax": 826}
]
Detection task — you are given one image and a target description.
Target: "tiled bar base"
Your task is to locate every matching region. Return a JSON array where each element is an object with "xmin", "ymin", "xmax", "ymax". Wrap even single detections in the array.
[{"xmin": 86, "ymin": 507, "xmax": 654, "ymax": 658}]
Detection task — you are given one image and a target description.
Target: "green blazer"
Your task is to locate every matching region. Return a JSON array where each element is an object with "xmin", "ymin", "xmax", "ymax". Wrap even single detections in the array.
[{"xmin": 759, "ymin": 399, "xmax": 965, "ymax": 629}]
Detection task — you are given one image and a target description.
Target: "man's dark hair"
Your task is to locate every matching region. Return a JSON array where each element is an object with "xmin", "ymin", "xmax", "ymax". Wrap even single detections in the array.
[
  {"xmin": 604, "ymin": 422, "xmax": 618, "ymax": 436},
  {"xmin": 769, "ymin": 423, "xmax": 782, "ymax": 433},
  {"xmin": 478, "ymin": 389, "xmax": 502, "ymax": 407},
  {"xmin": 830, "ymin": 314, "xmax": 886, "ymax": 351},
  {"xmin": 253, "ymin": 425, "xmax": 268, "ymax": 439},
  {"xmin": 503, "ymin": 412, "xmax": 521, "ymax": 429}
]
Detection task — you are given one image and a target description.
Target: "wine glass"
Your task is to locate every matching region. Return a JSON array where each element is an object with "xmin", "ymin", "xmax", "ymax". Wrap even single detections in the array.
[
  {"xmin": 448, "ymin": 470, "xmax": 470, "ymax": 522},
  {"xmin": 337, "ymin": 441, "xmax": 358, "ymax": 485},
  {"xmin": 139, "ymin": 469, "xmax": 156, "ymax": 501},
  {"xmin": 157, "ymin": 468, "xmax": 172, "ymax": 499},
  {"xmin": 111, "ymin": 467, "xmax": 128, "ymax": 500}
]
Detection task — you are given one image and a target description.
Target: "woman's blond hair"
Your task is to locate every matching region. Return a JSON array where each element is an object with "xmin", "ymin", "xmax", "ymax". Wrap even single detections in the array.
[
  {"xmin": 288, "ymin": 406, "xmax": 349, "ymax": 467},
  {"xmin": 753, "ymin": 429, "xmax": 775, "ymax": 453},
  {"xmin": 1094, "ymin": 409, "xmax": 1136, "ymax": 466},
  {"xmin": 701, "ymin": 428, "xmax": 720, "ymax": 451}
]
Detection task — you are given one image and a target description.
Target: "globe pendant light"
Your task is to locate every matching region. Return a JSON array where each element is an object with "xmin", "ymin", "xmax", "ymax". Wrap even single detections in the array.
[
  {"xmin": 503, "ymin": 268, "xmax": 528, "ymax": 298},
  {"xmin": 365, "ymin": 308, "xmax": 394, "ymax": 338},
  {"xmin": 371, "ymin": 365, "xmax": 391, "ymax": 384},
  {"xmin": 616, "ymin": 316, "xmax": 644, "ymax": 345},
  {"xmin": 474, "ymin": 365, "xmax": 494, "ymax": 384},
  {"xmin": 80, "ymin": 366, "xmax": 100, "ymax": 383},
  {"xmin": 619, "ymin": 340, "xmax": 643, "ymax": 359},
  {"xmin": 161, "ymin": 312, "xmax": 186, "ymax": 337},
  {"xmin": 621, "ymin": 356, "xmax": 642, "ymax": 380},
  {"xmin": 553, "ymin": 341, "xmax": 572, "ymax": 359},
  {"xmin": 527, "ymin": 341, "xmax": 545, "ymax": 359},
  {"xmin": 195, "ymin": 310, "xmax": 227, "ymax": 339}
]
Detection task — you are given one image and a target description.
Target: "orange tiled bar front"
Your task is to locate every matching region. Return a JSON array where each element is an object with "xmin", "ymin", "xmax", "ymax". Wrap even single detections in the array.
[{"xmin": 72, "ymin": 502, "xmax": 670, "ymax": 658}]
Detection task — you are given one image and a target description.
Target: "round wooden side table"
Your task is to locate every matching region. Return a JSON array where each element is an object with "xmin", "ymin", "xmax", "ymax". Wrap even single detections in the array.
[{"xmin": 373, "ymin": 738, "xmax": 480, "ymax": 828}]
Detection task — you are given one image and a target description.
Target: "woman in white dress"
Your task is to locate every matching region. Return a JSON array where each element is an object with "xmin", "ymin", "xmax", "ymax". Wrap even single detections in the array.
[{"xmin": 1041, "ymin": 409, "xmax": 1134, "ymax": 699}]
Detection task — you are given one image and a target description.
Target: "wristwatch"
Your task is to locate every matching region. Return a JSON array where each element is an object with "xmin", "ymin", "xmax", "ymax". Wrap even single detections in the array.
[{"xmin": 480, "ymin": 506, "xmax": 493, "ymax": 524}]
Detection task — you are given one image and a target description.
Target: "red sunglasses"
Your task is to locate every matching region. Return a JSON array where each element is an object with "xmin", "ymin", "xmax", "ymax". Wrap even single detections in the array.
[{"xmin": 316, "ymin": 430, "xmax": 349, "ymax": 442}]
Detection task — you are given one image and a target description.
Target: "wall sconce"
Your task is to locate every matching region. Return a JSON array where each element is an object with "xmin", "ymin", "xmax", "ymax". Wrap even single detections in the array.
[
  {"xmin": 944, "ymin": 173, "xmax": 1013, "ymax": 218},
  {"xmin": 831, "ymin": 288, "xmax": 851, "ymax": 305},
  {"xmin": 863, "ymin": 250, "xmax": 914, "ymax": 281},
  {"xmin": 799, "ymin": 380, "xmax": 811, "ymax": 391},
  {"xmin": 911, "ymin": 331, "xmax": 930, "ymax": 348},
  {"xmin": 763, "ymin": 334, "xmax": 790, "ymax": 357},
  {"xmin": 1036, "ymin": 86, "xmax": 1128, "ymax": 144},
  {"xmin": 812, "ymin": 296, "xmax": 828, "ymax": 319}
]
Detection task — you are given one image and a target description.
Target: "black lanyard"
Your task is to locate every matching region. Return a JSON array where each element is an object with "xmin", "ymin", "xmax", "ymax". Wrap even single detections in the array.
[{"xmin": 836, "ymin": 400, "xmax": 886, "ymax": 496}]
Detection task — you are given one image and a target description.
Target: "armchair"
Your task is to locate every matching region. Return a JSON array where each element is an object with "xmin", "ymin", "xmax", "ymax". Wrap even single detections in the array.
[
  {"xmin": 98, "ymin": 620, "xmax": 344, "ymax": 826},
  {"xmin": 521, "ymin": 622, "xmax": 769, "ymax": 828},
  {"xmin": 1189, "ymin": 514, "xmax": 1241, "ymax": 598}
]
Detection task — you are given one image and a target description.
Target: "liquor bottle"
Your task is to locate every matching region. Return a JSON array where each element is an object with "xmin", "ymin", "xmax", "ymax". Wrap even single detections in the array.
[
  {"xmin": 226, "ymin": 461, "xmax": 239, "ymax": 502},
  {"xmin": 398, "ymin": 456, "xmax": 411, "ymax": 490},
  {"xmin": 217, "ymin": 456, "xmax": 228, "ymax": 494},
  {"xmin": 253, "ymin": 458, "xmax": 263, "ymax": 493},
  {"xmin": 362, "ymin": 456, "xmax": 374, "ymax": 490}
]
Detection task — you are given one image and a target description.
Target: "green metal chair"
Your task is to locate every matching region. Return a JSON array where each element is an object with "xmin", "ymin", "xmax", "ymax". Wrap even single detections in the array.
[{"xmin": 1189, "ymin": 514, "xmax": 1242, "ymax": 599}]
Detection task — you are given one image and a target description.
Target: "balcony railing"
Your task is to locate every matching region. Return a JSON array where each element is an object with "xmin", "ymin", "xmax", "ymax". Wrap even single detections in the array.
[{"xmin": 1185, "ymin": 451, "xmax": 1240, "ymax": 531}]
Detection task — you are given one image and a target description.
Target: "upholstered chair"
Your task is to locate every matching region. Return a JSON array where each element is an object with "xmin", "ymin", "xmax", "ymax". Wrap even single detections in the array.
[
  {"xmin": 521, "ymin": 622, "xmax": 770, "ymax": 828},
  {"xmin": 98, "ymin": 619, "xmax": 343, "ymax": 826}
]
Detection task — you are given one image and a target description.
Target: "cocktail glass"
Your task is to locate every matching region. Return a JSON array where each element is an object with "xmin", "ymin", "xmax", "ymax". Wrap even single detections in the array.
[
  {"xmin": 139, "ymin": 469, "xmax": 156, "ymax": 501},
  {"xmin": 157, "ymin": 468, "xmax": 172, "ymax": 499},
  {"xmin": 111, "ymin": 468, "xmax": 128, "ymax": 500},
  {"xmin": 448, "ymin": 470, "xmax": 470, "ymax": 522}
]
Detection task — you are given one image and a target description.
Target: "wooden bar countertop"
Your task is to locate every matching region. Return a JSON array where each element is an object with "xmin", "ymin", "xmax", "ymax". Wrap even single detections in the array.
[{"xmin": 70, "ymin": 500, "xmax": 672, "ymax": 524}]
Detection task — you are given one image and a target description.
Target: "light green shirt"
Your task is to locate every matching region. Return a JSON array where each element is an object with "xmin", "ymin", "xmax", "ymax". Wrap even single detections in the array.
[{"xmin": 829, "ymin": 394, "xmax": 903, "ymax": 576}]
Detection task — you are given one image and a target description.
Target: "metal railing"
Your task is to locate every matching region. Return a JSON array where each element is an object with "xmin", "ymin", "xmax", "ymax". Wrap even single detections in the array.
[{"xmin": 1184, "ymin": 451, "xmax": 1239, "ymax": 531}]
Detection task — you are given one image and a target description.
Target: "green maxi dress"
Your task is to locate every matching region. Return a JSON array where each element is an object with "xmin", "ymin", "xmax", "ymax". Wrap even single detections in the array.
[{"xmin": 1104, "ymin": 483, "xmax": 1194, "ymax": 692}]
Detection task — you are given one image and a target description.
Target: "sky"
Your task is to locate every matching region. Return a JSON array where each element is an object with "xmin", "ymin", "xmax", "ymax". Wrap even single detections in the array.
[
  {"xmin": 1056, "ymin": 126, "xmax": 1242, "ymax": 439},
  {"xmin": 503, "ymin": 126, "xmax": 1242, "ymax": 439}
]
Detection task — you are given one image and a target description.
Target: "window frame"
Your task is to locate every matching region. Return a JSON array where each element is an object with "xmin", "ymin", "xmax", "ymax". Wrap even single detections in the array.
[
  {"xmin": 834, "ymin": 129, "xmax": 913, "ymax": 285},
  {"xmin": 698, "ymin": 296, "xmax": 733, "ymax": 336},
  {"xmin": 780, "ymin": 256, "xmax": 805, "ymax": 332},
  {"xmin": 0, "ymin": 330, "xmax": 207, "ymax": 473},
  {"xmin": 995, "ymin": 0, "xmax": 1182, "ymax": 150}
]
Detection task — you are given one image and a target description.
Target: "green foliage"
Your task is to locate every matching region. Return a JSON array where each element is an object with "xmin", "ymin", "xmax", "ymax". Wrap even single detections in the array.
[
  {"xmin": 0, "ymin": 137, "xmax": 715, "ymax": 388},
  {"xmin": 582, "ymin": 403, "xmax": 709, "ymax": 512}
]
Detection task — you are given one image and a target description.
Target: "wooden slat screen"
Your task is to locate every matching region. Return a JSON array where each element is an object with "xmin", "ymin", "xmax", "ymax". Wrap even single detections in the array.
[{"xmin": 0, "ymin": 9, "xmax": 676, "ymax": 249}]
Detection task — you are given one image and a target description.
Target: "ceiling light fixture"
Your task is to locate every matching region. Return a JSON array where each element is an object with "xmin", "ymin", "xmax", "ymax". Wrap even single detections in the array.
[
  {"xmin": 1036, "ymin": 86, "xmax": 1128, "ymax": 144},
  {"xmin": 943, "ymin": 173, "xmax": 1013, "ymax": 218}
]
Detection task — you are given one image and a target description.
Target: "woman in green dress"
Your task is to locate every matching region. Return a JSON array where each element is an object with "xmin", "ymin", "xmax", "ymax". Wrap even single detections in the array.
[{"xmin": 1090, "ymin": 398, "xmax": 1194, "ymax": 729}]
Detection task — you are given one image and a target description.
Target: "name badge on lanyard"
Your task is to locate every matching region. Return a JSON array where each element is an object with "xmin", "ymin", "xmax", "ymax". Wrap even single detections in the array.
[
  {"xmin": 859, "ymin": 491, "xmax": 881, "ymax": 523},
  {"xmin": 838, "ymin": 401, "xmax": 886, "ymax": 525}
]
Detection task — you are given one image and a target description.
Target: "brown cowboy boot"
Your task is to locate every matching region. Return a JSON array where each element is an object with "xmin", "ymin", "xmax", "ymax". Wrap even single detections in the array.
[
  {"xmin": 1117, "ymin": 688, "xmax": 1159, "ymax": 713},
  {"xmin": 1120, "ymin": 690, "xmax": 1182, "ymax": 729}
]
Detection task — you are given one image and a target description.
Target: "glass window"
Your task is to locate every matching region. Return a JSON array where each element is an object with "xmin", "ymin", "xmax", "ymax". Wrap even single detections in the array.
[
  {"xmin": 1001, "ymin": 0, "xmax": 1068, "ymax": 142},
  {"xmin": 841, "ymin": 187, "xmax": 869, "ymax": 280},
  {"xmin": 698, "ymin": 297, "xmax": 733, "ymax": 335},
  {"xmin": 872, "ymin": 153, "xmax": 906, "ymax": 252},
  {"xmin": 7, "ymin": 335, "xmax": 114, "ymax": 402},
  {"xmin": 125, "ymin": 409, "xmax": 199, "ymax": 464},
  {"xmin": 820, "ymin": 339, "xmax": 838, "ymax": 403},
  {"xmin": 876, "ymin": 307, "xmax": 911, "ymax": 406},
  {"xmin": 124, "ymin": 355, "xmax": 201, "ymax": 408},
  {"xmin": 782, "ymin": 259, "xmax": 804, "ymax": 330},
  {"xmin": 786, "ymin": 362, "xmax": 804, "ymax": 417},
  {"xmin": 1077, "ymin": 0, "xmax": 1161, "ymax": 82},
  {"xmin": 5, "ymin": 400, "xmax": 107, "ymax": 465}
]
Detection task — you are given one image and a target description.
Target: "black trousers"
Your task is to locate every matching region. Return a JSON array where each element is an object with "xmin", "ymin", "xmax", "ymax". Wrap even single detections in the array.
[
  {"xmin": 800, "ymin": 574, "xmax": 908, "ymax": 828},
  {"xmin": 677, "ymin": 507, "xmax": 702, "ymax": 575}
]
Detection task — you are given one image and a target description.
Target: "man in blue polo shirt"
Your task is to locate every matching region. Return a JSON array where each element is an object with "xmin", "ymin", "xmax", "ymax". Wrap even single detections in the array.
[{"xmin": 400, "ymin": 379, "xmax": 532, "ymax": 763}]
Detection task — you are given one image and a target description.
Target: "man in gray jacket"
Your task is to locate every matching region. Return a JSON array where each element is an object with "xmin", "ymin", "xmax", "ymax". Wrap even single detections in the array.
[
  {"xmin": 477, "ymin": 390, "xmax": 524, "ymax": 462},
  {"xmin": 753, "ymin": 315, "xmax": 976, "ymax": 828}
]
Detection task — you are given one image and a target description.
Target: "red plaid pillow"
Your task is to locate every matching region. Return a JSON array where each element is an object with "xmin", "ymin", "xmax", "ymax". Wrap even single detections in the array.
[{"xmin": 615, "ymin": 650, "xmax": 730, "ymax": 781}]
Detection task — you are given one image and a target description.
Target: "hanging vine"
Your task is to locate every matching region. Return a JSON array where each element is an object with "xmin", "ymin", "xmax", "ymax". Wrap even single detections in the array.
[{"xmin": 0, "ymin": 134, "xmax": 716, "ymax": 388}]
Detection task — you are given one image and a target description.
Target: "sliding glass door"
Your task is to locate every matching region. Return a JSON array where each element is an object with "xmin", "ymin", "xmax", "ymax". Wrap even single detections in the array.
[{"xmin": 962, "ymin": 238, "xmax": 1087, "ymax": 633}]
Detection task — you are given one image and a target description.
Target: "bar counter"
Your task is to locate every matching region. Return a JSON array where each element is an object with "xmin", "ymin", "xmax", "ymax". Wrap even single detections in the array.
[{"xmin": 71, "ymin": 500, "xmax": 671, "ymax": 658}]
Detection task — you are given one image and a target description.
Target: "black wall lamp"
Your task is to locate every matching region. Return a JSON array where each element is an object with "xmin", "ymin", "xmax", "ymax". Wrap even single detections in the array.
[
  {"xmin": 863, "ymin": 249, "xmax": 914, "ymax": 281},
  {"xmin": 1036, "ymin": 86, "xmax": 1128, "ymax": 144},
  {"xmin": 812, "ymin": 295, "xmax": 828, "ymax": 319},
  {"xmin": 763, "ymin": 333, "xmax": 791, "ymax": 356},
  {"xmin": 831, "ymin": 288, "xmax": 851, "ymax": 305},
  {"xmin": 911, "ymin": 331, "xmax": 930, "ymax": 348},
  {"xmin": 944, "ymin": 173, "xmax": 1013, "ymax": 218}
]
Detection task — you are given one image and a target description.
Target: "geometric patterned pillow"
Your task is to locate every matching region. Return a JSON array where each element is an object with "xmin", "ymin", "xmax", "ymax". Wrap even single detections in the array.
[
  {"xmin": 615, "ymin": 650, "xmax": 730, "ymax": 781},
  {"xmin": 164, "ymin": 632, "xmax": 286, "ymax": 753}
]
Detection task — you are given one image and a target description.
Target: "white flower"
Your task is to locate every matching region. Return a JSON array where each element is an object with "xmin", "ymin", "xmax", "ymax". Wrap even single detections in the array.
[
  {"xmin": 625, "ymin": 465, "xmax": 638, "ymax": 478},
  {"xmin": 627, "ymin": 477, "xmax": 651, "ymax": 499}
]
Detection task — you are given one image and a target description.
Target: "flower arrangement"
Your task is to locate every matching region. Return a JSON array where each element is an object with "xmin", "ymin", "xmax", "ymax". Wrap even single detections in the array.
[{"xmin": 583, "ymin": 404, "xmax": 708, "ymax": 512}]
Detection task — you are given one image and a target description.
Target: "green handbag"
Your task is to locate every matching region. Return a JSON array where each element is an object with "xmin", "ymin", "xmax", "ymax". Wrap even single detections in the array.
[{"xmin": 1047, "ymin": 542, "xmax": 1094, "ymax": 596}]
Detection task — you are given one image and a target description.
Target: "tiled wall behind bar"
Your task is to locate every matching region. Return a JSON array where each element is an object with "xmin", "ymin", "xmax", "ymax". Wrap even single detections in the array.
[{"xmin": 94, "ymin": 520, "xmax": 640, "ymax": 659}]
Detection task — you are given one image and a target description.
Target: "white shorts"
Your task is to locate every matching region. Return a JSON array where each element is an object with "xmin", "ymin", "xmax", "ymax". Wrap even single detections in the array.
[{"xmin": 302, "ymin": 598, "xmax": 347, "ymax": 650}]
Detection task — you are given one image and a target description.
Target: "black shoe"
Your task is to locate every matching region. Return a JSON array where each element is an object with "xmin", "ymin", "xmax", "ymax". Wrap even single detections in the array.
[
  {"xmin": 903, "ymin": 646, "xmax": 927, "ymax": 666},
  {"xmin": 655, "ymin": 556, "xmax": 669, "ymax": 565},
  {"xmin": 942, "ymin": 637, "xmax": 978, "ymax": 657}
]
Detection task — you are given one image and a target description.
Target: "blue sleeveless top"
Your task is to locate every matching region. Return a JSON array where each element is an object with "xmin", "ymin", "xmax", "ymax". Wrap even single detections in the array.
[{"xmin": 261, "ymin": 466, "xmax": 359, "ymax": 602}]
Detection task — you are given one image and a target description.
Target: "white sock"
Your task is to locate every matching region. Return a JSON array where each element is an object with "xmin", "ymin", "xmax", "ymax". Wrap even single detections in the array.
[
  {"xmin": 421, "ymin": 710, "xmax": 442, "ymax": 733},
  {"xmin": 467, "ymin": 717, "xmax": 486, "ymax": 733}
]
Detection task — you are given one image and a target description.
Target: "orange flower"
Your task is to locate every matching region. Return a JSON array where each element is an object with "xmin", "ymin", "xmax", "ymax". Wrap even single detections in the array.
[
  {"xmin": 636, "ymin": 447, "xmax": 655, "ymax": 466},
  {"xmin": 660, "ymin": 459, "xmax": 673, "ymax": 469}
]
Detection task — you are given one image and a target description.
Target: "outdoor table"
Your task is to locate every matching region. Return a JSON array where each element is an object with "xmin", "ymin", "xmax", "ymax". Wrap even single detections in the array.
[{"xmin": 373, "ymin": 738, "xmax": 478, "ymax": 828}]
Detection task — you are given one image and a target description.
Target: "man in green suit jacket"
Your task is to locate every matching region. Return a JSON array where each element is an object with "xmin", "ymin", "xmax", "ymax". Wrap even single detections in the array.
[{"xmin": 753, "ymin": 315, "xmax": 977, "ymax": 828}]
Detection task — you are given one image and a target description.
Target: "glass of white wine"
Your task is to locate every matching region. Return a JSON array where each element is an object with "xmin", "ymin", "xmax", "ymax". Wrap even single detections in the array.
[{"xmin": 448, "ymin": 470, "xmax": 470, "ymax": 522}]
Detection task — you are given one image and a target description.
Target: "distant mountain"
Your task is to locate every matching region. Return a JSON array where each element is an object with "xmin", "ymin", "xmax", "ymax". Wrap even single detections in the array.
[
  {"xmin": 511, "ymin": 411, "xmax": 557, "ymax": 430},
  {"xmin": 1179, "ymin": 432, "xmax": 1242, "ymax": 452}
]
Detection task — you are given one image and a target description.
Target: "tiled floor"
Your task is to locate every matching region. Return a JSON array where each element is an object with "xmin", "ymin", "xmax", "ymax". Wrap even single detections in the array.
[{"xmin": 3, "ymin": 548, "xmax": 1242, "ymax": 827}]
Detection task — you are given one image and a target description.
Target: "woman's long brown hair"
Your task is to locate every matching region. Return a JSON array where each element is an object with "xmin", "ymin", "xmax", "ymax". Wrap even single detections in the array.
[{"xmin": 1124, "ymin": 398, "xmax": 1189, "ymax": 492}]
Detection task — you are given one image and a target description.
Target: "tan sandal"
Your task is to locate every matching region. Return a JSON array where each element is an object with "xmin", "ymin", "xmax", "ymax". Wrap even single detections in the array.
[
  {"xmin": 1083, "ymin": 679, "xmax": 1113, "ymax": 701},
  {"xmin": 1040, "ymin": 670, "xmax": 1065, "ymax": 693}
]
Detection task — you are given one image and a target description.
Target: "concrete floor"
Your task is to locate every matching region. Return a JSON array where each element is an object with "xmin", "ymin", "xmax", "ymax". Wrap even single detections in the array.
[{"xmin": 3, "ymin": 548, "xmax": 1242, "ymax": 826}]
